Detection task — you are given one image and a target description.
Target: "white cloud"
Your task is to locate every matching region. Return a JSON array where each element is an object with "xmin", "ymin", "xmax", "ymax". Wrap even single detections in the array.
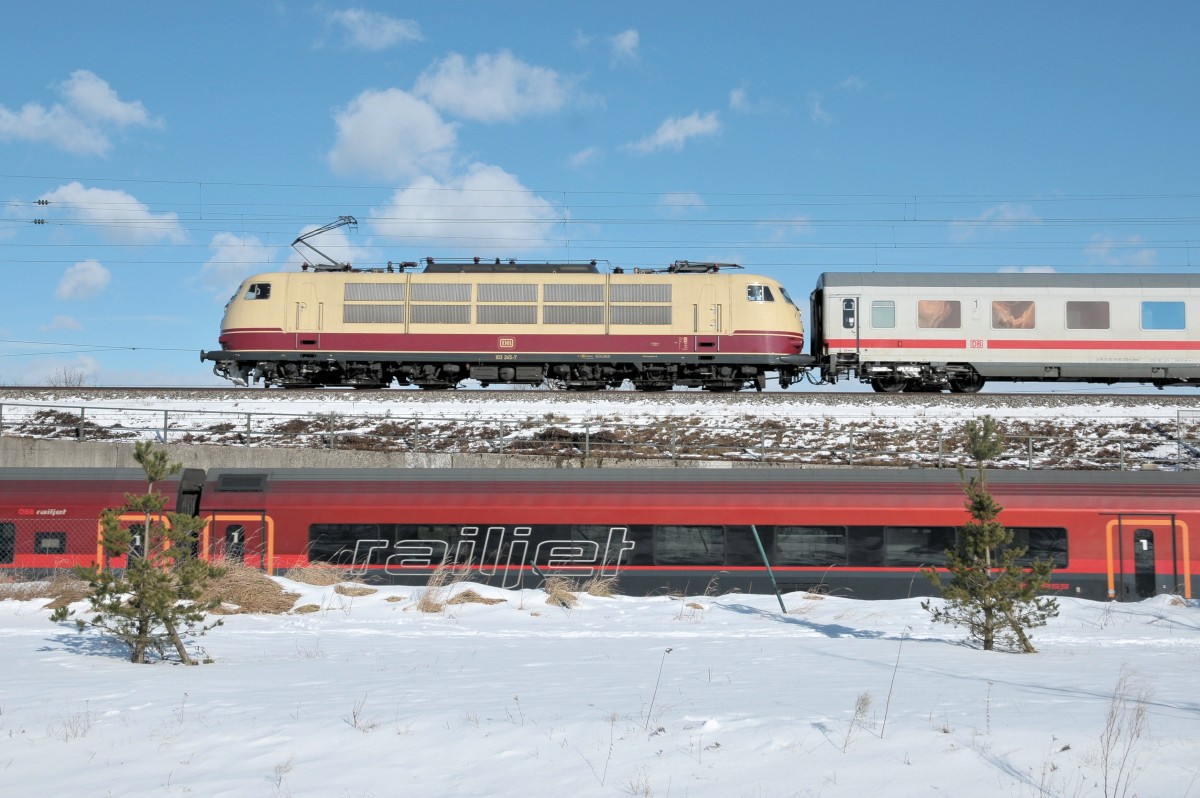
[
  {"xmin": 370, "ymin": 163, "xmax": 559, "ymax": 249},
  {"xmin": 949, "ymin": 202, "xmax": 1041, "ymax": 242},
  {"xmin": 808, "ymin": 91, "xmax": 832, "ymax": 125},
  {"xmin": 999, "ymin": 265, "xmax": 1057, "ymax": 273},
  {"xmin": 201, "ymin": 233, "xmax": 280, "ymax": 299},
  {"xmin": 328, "ymin": 89, "xmax": 458, "ymax": 180},
  {"xmin": 59, "ymin": 70, "xmax": 160, "ymax": 128},
  {"xmin": 324, "ymin": 9, "xmax": 422, "ymax": 51},
  {"xmin": 836, "ymin": 76, "xmax": 866, "ymax": 93},
  {"xmin": 609, "ymin": 29, "xmax": 639, "ymax": 65},
  {"xmin": 42, "ymin": 315, "xmax": 84, "ymax": 331},
  {"xmin": 567, "ymin": 146, "xmax": 602, "ymax": 169},
  {"xmin": 0, "ymin": 70, "xmax": 160, "ymax": 156},
  {"xmin": 1085, "ymin": 234, "xmax": 1158, "ymax": 267},
  {"xmin": 657, "ymin": 192, "xmax": 706, "ymax": 216},
  {"xmin": 414, "ymin": 51, "xmax": 568, "ymax": 123},
  {"xmin": 759, "ymin": 215, "xmax": 814, "ymax": 242},
  {"xmin": 55, "ymin": 259, "xmax": 111, "ymax": 300},
  {"xmin": 627, "ymin": 111, "xmax": 720, "ymax": 154},
  {"xmin": 39, "ymin": 182, "xmax": 187, "ymax": 244}
]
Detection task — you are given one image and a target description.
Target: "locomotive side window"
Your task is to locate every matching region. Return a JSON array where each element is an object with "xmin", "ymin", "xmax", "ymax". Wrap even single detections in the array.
[
  {"xmin": 991, "ymin": 300, "xmax": 1035, "ymax": 330},
  {"xmin": 871, "ymin": 301, "xmax": 895, "ymax": 329},
  {"xmin": 0, "ymin": 522, "xmax": 14, "ymax": 564},
  {"xmin": 1142, "ymin": 301, "xmax": 1186, "ymax": 330},
  {"xmin": 884, "ymin": 526, "xmax": 955, "ymax": 566},
  {"xmin": 35, "ymin": 531, "xmax": 67, "ymax": 554},
  {"xmin": 917, "ymin": 300, "xmax": 961, "ymax": 329},
  {"xmin": 747, "ymin": 285, "xmax": 775, "ymax": 302},
  {"xmin": 1006, "ymin": 527, "xmax": 1068, "ymax": 567},
  {"xmin": 775, "ymin": 526, "xmax": 847, "ymax": 566},
  {"xmin": 244, "ymin": 283, "xmax": 271, "ymax": 300},
  {"xmin": 653, "ymin": 525, "xmax": 725, "ymax": 565},
  {"xmin": 1066, "ymin": 301, "xmax": 1109, "ymax": 330}
]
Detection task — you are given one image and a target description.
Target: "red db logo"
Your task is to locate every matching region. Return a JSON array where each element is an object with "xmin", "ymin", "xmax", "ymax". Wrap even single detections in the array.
[{"xmin": 498, "ymin": 337, "xmax": 515, "ymax": 349}]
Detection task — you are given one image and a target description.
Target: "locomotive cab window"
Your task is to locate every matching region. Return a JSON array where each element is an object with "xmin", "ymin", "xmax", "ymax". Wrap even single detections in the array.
[
  {"xmin": 243, "ymin": 283, "xmax": 272, "ymax": 300},
  {"xmin": 747, "ymin": 285, "xmax": 775, "ymax": 302},
  {"xmin": 992, "ymin": 300, "xmax": 1035, "ymax": 330},
  {"xmin": 1066, "ymin": 301, "xmax": 1110, "ymax": 330},
  {"xmin": 1142, "ymin": 301, "xmax": 1186, "ymax": 330},
  {"xmin": 871, "ymin": 301, "xmax": 895, "ymax": 329},
  {"xmin": 917, "ymin": 300, "xmax": 961, "ymax": 329}
]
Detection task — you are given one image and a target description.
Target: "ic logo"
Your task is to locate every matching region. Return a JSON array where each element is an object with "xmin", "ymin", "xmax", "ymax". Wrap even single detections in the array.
[{"xmin": 498, "ymin": 337, "xmax": 515, "ymax": 349}]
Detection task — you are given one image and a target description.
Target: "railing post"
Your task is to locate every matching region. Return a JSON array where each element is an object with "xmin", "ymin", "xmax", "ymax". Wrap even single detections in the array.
[
  {"xmin": 584, "ymin": 423, "xmax": 590, "ymax": 458},
  {"xmin": 1119, "ymin": 441, "xmax": 1125, "ymax": 471},
  {"xmin": 162, "ymin": 410, "xmax": 169, "ymax": 443},
  {"xmin": 0, "ymin": 402, "xmax": 4, "ymax": 437},
  {"xmin": 245, "ymin": 413, "xmax": 252, "ymax": 445},
  {"xmin": 848, "ymin": 430, "xmax": 855, "ymax": 466},
  {"xmin": 1028, "ymin": 436, "xmax": 1034, "ymax": 469},
  {"xmin": 327, "ymin": 414, "xmax": 335, "ymax": 449},
  {"xmin": 937, "ymin": 431, "xmax": 943, "ymax": 468},
  {"xmin": 77, "ymin": 407, "xmax": 85, "ymax": 441}
]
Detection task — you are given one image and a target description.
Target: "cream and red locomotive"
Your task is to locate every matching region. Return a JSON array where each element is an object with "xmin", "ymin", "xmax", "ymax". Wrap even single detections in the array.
[{"xmin": 202, "ymin": 258, "xmax": 807, "ymax": 391}]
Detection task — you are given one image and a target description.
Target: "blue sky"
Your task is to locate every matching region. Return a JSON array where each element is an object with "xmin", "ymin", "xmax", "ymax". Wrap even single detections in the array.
[{"xmin": 2, "ymin": 2, "xmax": 1199, "ymax": 386}]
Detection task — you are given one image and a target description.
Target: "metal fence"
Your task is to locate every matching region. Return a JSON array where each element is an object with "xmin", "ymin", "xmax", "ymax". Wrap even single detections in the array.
[{"xmin": 2, "ymin": 400, "xmax": 1198, "ymax": 470}]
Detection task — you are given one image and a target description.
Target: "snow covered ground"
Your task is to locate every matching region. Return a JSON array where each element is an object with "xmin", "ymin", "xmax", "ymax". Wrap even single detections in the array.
[{"xmin": 2, "ymin": 581, "xmax": 1198, "ymax": 797}]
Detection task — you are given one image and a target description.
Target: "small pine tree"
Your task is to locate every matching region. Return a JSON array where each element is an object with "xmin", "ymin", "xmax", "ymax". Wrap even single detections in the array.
[
  {"xmin": 51, "ymin": 442, "xmax": 225, "ymax": 664},
  {"xmin": 922, "ymin": 416, "xmax": 1059, "ymax": 652}
]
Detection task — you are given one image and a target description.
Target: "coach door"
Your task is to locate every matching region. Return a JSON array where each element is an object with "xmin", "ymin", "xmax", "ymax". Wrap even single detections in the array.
[
  {"xmin": 204, "ymin": 510, "xmax": 275, "ymax": 574},
  {"xmin": 1106, "ymin": 514, "xmax": 1192, "ymax": 601},
  {"xmin": 292, "ymin": 281, "xmax": 322, "ymax": 350},
  {"xmin": 830, "ymin": 295, "xmax": 860, "ymax": 353}
]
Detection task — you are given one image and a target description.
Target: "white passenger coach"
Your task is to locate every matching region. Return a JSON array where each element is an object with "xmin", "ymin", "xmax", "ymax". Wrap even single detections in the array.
[{"xmin": 812, "ymin": 272, "xmax": 1200, "ymax": 392}]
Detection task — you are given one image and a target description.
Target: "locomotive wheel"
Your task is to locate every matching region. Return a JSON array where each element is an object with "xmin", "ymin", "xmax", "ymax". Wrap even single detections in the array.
[
  {"xmin": 870, "ymin": 375, "xmax": 910, "ymax": 393},
  {"xmin": 949, "ymin": 373, "xmax": 986, "ymax": 393}
]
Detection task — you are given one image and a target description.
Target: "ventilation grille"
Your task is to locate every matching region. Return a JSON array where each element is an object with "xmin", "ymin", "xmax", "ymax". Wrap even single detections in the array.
[
  {"xmin": 411, "ymin": 305, "xmax": 471, "ymax": 324},
  {"xmin": 344, "ymin": 305, "xmax": 405, "ymax": 324},
  {"xmin": 477, "ymin": 305, "xmax": 537, "ymax": 324},
  {"xmin": 611, "ymin": 306, "xmax": 671, "ymax": 325},
  {"xmin": 545, "ymin": 283, "xmax": 604, "ymax": 303},
  {"xmin": 345, "ymin": 283, "xmax": 405, "ymax": 301},
  {"xmin": 611, "ymin": 283, "xmax": 671, "ymax": 303},
  {"xmin": 411, "ymin": 283, "xmax": 471, "ymax": 301},
  {"xmin": 478, "ymin": 283, "xmax": 537, "ymax": 302},
  {"xmin": 544, "ymin": 305, "xmax": 604, "ymax": 325}
]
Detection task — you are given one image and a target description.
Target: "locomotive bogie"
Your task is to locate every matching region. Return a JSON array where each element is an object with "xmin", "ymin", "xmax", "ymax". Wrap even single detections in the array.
[
  {"xmin": 202, "ymin": 265, "xmax": 806, "ymax": 391},
  {"xmin": 815, "ymin": 272, "xmax": 1200, "ymax": 392}
]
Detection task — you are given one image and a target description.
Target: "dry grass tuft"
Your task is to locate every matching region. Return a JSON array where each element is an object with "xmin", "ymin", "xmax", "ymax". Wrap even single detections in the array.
[
  {"xmin": 582, "ymin": 574, "xmax": 619, "ymax": 597},
  {"xmin": 292, "ymin": 604, "xmax": 321, "ymax": 614},
  {"xmin": 447, "ymin": 588, "xmax": 506, "ymax": 606},
  {"xmin": 0, "ymin": 571, "xmax": 91, "ymax": 609},
  {"xmin": 334, "ymin": 584, "xmax": 377, "ymax": 597},
  {"xmin": 543, "ymin": 576, "xmax": 578, "ymax": 608},
  {"xmin": 284, "ymin": 563, "xmax": 349, "ymax": 586},
  {"xmin": 202, "ymin": 562, "xmax": 299, "ymax": 615},
  {"xmin": 385, "ymin": 595, "xmax": 406, "ymax": 603},
  {"xmin": 416, "ymin": 561, "xmax": 475, "ymax": 613}
]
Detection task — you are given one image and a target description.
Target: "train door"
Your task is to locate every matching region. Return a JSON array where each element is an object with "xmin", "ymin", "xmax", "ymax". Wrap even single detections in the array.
[
  {"xmin": 1105, "ymin": 514, "xmax": 1192, "ymax": 600},
  {"xmin": 203, "ymin": 510, "xmax": 275, "ymax": 573},
  {"xmin": 693, "ymin": 283, "xmax": 724, "ymax": 350},
  {"xmin": 827, "ymin": 294, "xmax": 861, "ymax": 353},
  {"xmin": 291, "ymin": 281, "xmax": 321, "ymax": 350}
]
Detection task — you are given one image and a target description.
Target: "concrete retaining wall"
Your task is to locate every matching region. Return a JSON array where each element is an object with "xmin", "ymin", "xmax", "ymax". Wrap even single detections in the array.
[{"xmin": 0, "ymin": 436, "xmax": 759, "ymax": 470}]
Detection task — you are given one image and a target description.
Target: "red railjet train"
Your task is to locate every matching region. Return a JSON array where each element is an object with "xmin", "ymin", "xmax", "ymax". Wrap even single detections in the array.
[{"xmin": 1, "ymin": 467, "xmax": 1195, "ymax": 602}]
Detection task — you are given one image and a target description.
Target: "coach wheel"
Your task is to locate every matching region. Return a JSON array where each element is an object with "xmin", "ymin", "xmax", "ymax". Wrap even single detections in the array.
[
  {"xmin": 870, "ymin": 375, "xmax": 910, "ymax": 393},
  {"xmin": 949, "ymin": 373, "xmax": 986, "ymax": 394}
]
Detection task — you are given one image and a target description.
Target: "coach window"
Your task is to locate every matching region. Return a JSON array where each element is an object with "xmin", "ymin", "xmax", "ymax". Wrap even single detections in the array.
[
  {"xmin": 917, "ymin": 300, "xmax": 961, "ymax": 329},
  {"xmin": 991, "ymin": 301, "xmax": 1035, "ymax": 330},
  {"xmin": 1066, "ymin": 301, "xmax": 1109, "ymax": 330},
  {"xmin": 884, "ymin": 526, "xmax": 955, "ymax": 567},
  {"xmin": 871, "ymin": 301, "xmax": 895, "ymax": 329},
  {"xmin": 35, "ymin": 531, "xmax": 67, "ymax": 555},
  {"xmin": 0, "ymin": 522, "xmax": 14, "ymax": 564},
  {"xmin": 775, "ymin": 526, "xmax": 847, "ymax": 566},
  {"xmin": 244, "ymin": 283, "xmax": 272, "ymax": 300},
  {"xmin": 1142, "ymin": 301, "xmax": 1186, "ymax": 330},
  {"xmin": 1006, "ymin": 527, "xmax": 1068, "ymax": 567},
  {"xmin": 654, "ymin": 525, "xmax": 725, "ymax": 566},
  {"xmin": 747, "ymin": 285, "xmax": 775, "ymax": 302}
]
